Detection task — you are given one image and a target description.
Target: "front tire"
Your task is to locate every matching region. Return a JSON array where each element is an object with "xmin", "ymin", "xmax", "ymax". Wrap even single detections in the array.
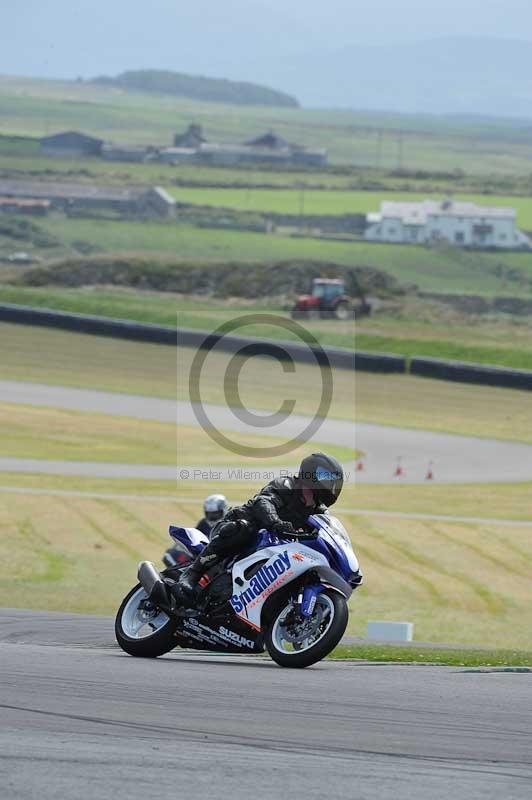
[
  {"xmin": 115, "ymin": 583, "xmax": 177, "ymax": 658},
  {"xmin": 265, "ymin": 589, "xmax": 348, "ymax": 668}
]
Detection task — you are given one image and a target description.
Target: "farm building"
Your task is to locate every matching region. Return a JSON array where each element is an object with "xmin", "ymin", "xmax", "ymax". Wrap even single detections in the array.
[
  {"xmin": 365, "ymin": 199, "xmax": 531, "ymax": 250},
  {"xmin": 245, "ymin": 131, "xmax": 291, "ymax": 150},
  {"xmin": 168, "ymin": 126, "xmax": 328, "ymax": 167},
  {"xmin": 244, "ymin": 131, "xmax": 328, "ymax": 167},
  {"xmin": 142, "ymin": 187, "xmax": 177, "ymax": 217},
  {"xmin": 173, "ymin": 124, "xmax": 207, "ymax": 148},
  {"xmin": 0, "ymin": 180, "xmax": 176, "ymax": 218},
  {"xmin": 39, "ymin": 131, "xmax": 104, "ymax": 157},
  {"xmin": 0, "ymin": 197, "xmax": 50, "ymax": 216},
  {"xmin": 39, "ymin": 126, "xmax": 328, "ymax": 168},
  {"xmin": 101, "ymin": 143, "xmax": 154, "ymax": 162},
  {"xmin": 196, "ymin": 142, "xmax": 288, "ymax": 166},
  {"xmin": 158, "ymin": 147, "xmax": 197, "ymax": 164}
]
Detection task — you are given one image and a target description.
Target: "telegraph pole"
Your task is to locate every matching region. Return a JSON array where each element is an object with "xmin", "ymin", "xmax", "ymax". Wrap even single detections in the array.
[
  {"xmin": 397, "ymin": 130, "xmax": 404, "ymax": 171},
  {"xmin": 375, "ymin": 129, "xmax": 383, "ymax": 170}
]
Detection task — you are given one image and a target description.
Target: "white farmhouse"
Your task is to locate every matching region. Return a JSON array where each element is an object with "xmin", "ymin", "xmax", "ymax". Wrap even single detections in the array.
[{"xmin": 365, "ymin": 198, "xmax": 531, "ymax": 250}]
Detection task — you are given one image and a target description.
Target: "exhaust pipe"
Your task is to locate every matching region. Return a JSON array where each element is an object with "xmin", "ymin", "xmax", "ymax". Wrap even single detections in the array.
[{"xmin": 137, "ymin": 561, "xmax": 171, "ymax": 608}]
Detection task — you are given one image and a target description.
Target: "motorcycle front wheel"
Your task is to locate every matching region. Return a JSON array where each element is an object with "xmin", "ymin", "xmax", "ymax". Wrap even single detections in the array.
[
  {"xmin": 115, "ymin": 583, "xmax": 177, "ymax": 657},
  {"xmin": 265, "ymin": 589, "xmax": 348, "ymax": 668}
]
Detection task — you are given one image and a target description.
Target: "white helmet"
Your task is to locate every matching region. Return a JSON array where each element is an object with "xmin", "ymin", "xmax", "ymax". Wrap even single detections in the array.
[{"xmin": 203, "ymin": 494, "xmax": 228, "ymax": 523}]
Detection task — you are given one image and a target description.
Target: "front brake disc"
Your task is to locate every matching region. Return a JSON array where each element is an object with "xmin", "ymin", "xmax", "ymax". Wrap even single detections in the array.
[{"xmin": 281, "ymin": 607, "xmax": 325, "ymax": 643}]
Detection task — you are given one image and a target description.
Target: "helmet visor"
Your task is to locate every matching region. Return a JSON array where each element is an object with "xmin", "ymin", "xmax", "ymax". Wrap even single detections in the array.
[{"xmin": 314, "ymin": 465, "xmax": 343, "ymax": 505}]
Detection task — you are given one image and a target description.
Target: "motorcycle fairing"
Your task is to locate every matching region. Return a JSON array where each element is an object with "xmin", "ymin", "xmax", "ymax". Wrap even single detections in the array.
[
  {"xmin": 255, "ymin": 515, "xmax": 359, "ymax": 585},
  {"xmin": 169, "ymin": 525, "xmax": 209, "ymax": 555},
  {"xmin": 229, "ymin": 542, "xmax": 330, "ymax": 632},
  {"xmin": 174, "ymin": 607, "xmax": 263, "ymax": 653}
]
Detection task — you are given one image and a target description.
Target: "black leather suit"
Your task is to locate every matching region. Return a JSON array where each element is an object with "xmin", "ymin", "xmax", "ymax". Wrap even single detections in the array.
[
  {"xmin": 204, "ymin": 476, "xmax": 326, "ymax": 562},
  {"xmin": 195, "ymin": 517, "xmax": 215, "ymax": 538}
]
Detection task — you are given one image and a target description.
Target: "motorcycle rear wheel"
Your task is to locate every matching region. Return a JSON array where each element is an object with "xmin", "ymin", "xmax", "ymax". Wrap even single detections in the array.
[
  {"xmin": 265, "ymin": 589, "xmax": 348, "ymax": 668},
  {"xmin": 115, "ymin": 583, "xmax": 177, "ymax": 658}
]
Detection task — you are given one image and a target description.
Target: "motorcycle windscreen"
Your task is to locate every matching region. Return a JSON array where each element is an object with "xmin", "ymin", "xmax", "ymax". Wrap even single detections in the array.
[{"xmin": 308, "ymin": 514, "xmax": 359, "ymax": 577}]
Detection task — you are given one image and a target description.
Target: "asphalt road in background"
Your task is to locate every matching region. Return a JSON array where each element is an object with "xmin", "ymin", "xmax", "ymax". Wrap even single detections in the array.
[
  {"xmin": 2, "ymin": 380, "xmax": 532, "ymax": 483},
  {"xmin": 1, "ymin": 611, "xmax": 531, "ymax": 800}
]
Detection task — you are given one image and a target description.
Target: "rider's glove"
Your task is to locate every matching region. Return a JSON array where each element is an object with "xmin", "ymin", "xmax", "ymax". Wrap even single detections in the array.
[
  {"xmin": 272, "ymin": 520, "xmax": 296, "ymax": 535},
  {"xmin": 272, "ymin": 520, "xmax": 319, "ymax": 540},
  {"xmin": 289, "ymin": 527, "xmax": 319, "ymax": 540}
]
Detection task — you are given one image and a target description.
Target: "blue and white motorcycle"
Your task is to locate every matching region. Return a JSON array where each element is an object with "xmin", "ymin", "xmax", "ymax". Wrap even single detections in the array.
[{"xmin": 115, "ymin": 513, "xmax": 362, "ymax": 668}]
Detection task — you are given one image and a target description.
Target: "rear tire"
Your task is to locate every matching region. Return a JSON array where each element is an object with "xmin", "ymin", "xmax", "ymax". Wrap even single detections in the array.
[
  {"xmin": 265, "ymin": 589, "xmax": 348, "ymax": 668},
  {"xmin": 115, "ymin": 583, "xmax": 177, "ymax": 658}
]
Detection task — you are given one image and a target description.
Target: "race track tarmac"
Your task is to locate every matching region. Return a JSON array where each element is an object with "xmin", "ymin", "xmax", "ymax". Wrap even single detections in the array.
[
  {"xmin": 1, "ymin": 610, "xmax": 531, "ymax": 800},
  {"xmin": 2, "ymin": 379, "xmax": 532, "ymax": 483}
]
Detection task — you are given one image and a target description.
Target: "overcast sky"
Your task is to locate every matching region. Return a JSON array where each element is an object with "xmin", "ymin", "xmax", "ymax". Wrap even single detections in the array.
[{"xmin": 2, "ymin": 0, "xmax": 532, "ymax": 81}]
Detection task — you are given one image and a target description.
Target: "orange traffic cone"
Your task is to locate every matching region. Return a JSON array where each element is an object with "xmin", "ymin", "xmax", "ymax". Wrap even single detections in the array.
[{"xmin": 356, "ymin": 459, "xmax": 365, "ymax": 472}]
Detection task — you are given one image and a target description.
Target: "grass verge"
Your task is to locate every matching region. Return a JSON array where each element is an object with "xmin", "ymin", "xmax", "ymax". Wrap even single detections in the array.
[
  {"xmin": 0, "ymin": 403, "xmax": 177, "ymax": 464},
  {"xmin": 331, "ymin": 644, "xmax": 532, "ymax": 667},
  {"xmin": 0, "ymin": 472, "xmax": 531, "ymax": 520},
  {"xmin": 3, "ymin": 285, "xmax": 532, "ymax": 370},
  {"xmin": 0, "ymin": 402, "xmax": 356, "ymax": 466}
]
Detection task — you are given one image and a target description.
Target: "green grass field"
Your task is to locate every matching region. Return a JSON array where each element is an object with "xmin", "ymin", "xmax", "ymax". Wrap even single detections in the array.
[
  {"xmin": 3, "ymin": 215, "xmax": 532, "ymax": 299},
  {"xmin": 169, "ymin": 186, "xmax": 532, "ymax": 227},
  {"xmin": 3, "ymin": 150, "xmax": 532, "ymax": 199},
  {"xmin": 3, "ymin": 74, "xmax": 532, "ymax": 174},
  {"xmin": 0, "ymin": 403, "xmax": 355, "ymax": 466},
  {"xmin": 2, "ymin": 285, "xmax": 532, "ymax": 371},
  {"xmin": 1, "ymin": 403, "xmax": 178, "ymax": 464}
]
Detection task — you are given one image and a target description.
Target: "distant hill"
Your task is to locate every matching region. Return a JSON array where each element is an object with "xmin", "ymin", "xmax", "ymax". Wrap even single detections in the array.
[{"xmin": 91, "ymin": 69, "xmax": 299, "ymax": 108}]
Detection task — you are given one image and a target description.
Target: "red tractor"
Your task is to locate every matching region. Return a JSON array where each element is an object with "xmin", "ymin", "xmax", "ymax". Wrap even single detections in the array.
[{"xmin": 291, "ymin": 278, "xmax": 371, "ymax": 321}]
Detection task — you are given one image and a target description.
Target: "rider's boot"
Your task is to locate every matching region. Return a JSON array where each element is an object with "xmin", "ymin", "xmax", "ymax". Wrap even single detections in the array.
[{"xmin": 176, "ymin": 546, "xmax": 220, "ymax": 602}]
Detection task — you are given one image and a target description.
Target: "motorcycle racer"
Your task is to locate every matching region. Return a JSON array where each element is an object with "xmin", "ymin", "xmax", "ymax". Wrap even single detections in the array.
[
  {"xmin": 162, "ymin": 493, "xmax": 228, "ymax": 567},
  {"xmin": 176, "ymin": 452, "xmax": 344, "ymax": 601},
  {"xmin": 196, "ymin": 494, "xmax": 229, "ymax": 538}
]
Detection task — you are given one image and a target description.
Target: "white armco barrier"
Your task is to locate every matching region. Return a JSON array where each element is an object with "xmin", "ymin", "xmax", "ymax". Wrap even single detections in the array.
[{"xmin": 366, "ymin": 621, "xmax": 414, "ymax": 642}]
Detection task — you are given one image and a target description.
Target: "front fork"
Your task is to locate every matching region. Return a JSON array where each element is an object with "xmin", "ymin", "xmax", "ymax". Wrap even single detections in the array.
[{"xmin": 295, "ymin": 583, "xmax": 326, "ymax": 619}]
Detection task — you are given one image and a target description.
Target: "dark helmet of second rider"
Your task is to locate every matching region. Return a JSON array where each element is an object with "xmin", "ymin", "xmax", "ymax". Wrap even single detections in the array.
[{"xmin": 296, "ymin": 451, "xmax": 344, "ymax": 508}]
